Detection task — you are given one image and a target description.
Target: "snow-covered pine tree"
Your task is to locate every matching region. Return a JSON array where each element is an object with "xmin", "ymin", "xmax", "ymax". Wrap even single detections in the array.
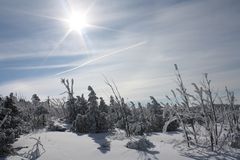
[
  {"xmin": 128, "ymin": 101, "xmax": 145, "ymax": 135},
  {"xmin": 107, "ymin": 95, "xmax": 119, "ymax": 129},
  {"xmin": 75, "ymin": 94, "xmax": 88, "ymax": 115},
  {"xmin": 98, "ymin": 97, "xmax": 110, "ymax": 132},
  {"xmin": 99, "ymin": 97, "xmax": 109, "ymax": 113},
  {"xmin": 87, "ymin": 86, "xmax": 99, "ymax": 133},
  {"xmin": 72, "ymin": 94, "xmax": 89, "ymax": 133},
  {"xmin": 31, "ymin": 94, "xmax": 40, "ymax": 106},
  {"xmin": 0, "ymin": 95, "xmax": 22, "ymax": 155}
]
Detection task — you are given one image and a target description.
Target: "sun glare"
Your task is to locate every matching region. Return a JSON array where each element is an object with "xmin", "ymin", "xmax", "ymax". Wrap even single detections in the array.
[{"xmin": 67, "ymin": 12, "xmax": 88, "ymax": 32}]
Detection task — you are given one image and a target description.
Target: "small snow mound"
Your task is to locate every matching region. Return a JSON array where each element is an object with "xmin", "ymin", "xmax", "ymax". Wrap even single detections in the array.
[{"xmin": 126, "ymin": 137, "xmax": 155, "ymax": 151}]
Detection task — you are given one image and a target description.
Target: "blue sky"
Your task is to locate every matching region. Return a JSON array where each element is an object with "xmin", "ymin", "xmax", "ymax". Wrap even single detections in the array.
[{"xmin": 0, "ymin": 0, "xmax": 240, "ymax": 102}]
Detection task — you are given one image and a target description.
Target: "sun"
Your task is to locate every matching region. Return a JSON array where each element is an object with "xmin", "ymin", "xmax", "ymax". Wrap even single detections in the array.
[{"xmin": 67, "ymin": 11, "xmax": 88, "ymax": 32}]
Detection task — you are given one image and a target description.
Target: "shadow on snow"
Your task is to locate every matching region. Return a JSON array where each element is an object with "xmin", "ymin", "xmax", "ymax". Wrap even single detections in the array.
[{"xmin": 88, "ymin": 133, "xmax": 111, "ymax": 154}]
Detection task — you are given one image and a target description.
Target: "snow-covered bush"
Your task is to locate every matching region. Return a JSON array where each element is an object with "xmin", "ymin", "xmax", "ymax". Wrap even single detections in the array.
[
  {"xmin": 47, "ymin": 120, "xmax": 66, "ymax": 132},
  {"xmin": 73, "ymin": 114, "xmax": 89, "ymax": 133},
  {"xmin": 231, "ymin": 133, "xmax": 240, "ymax": 149},
  {"xmin": 129, "ymin": 122, "xmax": 145, "ymax": 136},
  {"xmin": 126, "ymin": 137, "xmax": 155, "ymax": 151},
  {"xmin": 109, "ymin": 129, "xmax": 126, "ymax": 140},
  {"xmin": 33, "ymin": 105, "xmax": 49, "ymax": 128},
  {"xmin": 146, "ymin": 97, "xmax": 165, "ymax": 132}
]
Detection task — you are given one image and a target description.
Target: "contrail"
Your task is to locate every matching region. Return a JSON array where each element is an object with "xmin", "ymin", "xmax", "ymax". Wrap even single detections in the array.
[{"xmin": 55, "ymin": 41, "xmax": 147, "ymax": 76}]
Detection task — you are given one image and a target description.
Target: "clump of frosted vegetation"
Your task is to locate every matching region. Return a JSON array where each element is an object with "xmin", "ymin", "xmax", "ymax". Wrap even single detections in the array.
[
  {"xmin": 231, "ymin": 133, "xmax": 240, "ymax": 149},
  {"xmin": 47, "ymin": 120, "xmax": 66, "ymax": 132},
  {"xmin": 126, "ymin": 137, "xmax": 155, "ymax": 151},
  {"xmin": 109, "ymin": 129, "xmax": 127, "ymax": 140}
]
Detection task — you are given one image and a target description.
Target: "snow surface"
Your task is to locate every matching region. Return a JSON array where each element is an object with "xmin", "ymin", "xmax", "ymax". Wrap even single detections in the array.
[{"xmin": 3, "ymin": 130, "xmax": 240, "ymax": 160}]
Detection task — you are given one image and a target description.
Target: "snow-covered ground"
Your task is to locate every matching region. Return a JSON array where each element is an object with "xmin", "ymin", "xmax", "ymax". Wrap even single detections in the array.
[{"xmin": 3, "ymin": 129, "xmax": 240, "ymax": 160}]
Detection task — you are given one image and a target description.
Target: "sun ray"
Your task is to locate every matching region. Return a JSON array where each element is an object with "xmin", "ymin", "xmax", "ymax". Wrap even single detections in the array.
[
  {"xmin": 75, "ymin": 31, "xmax": 89, "ymax": 53},
  {"xmin": 40, "ymin": 29, "xmax": 71, "ymax": 65},
  {"xmin": 8, "ymin": 8, "xmax": 67, "ymax": 23},
  {"xmin": 84, "ymin": 0, "xmax": 97, "ymax": 17},
  {"xmin": 87, "ymin": 24, "xmax": 131, "ymax": 34}
]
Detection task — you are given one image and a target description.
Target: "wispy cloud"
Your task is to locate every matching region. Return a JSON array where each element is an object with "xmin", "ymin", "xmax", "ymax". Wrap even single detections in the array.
[{"xmin": 6, "ymin": 64, "xmax": 75, "ymax": 70}]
